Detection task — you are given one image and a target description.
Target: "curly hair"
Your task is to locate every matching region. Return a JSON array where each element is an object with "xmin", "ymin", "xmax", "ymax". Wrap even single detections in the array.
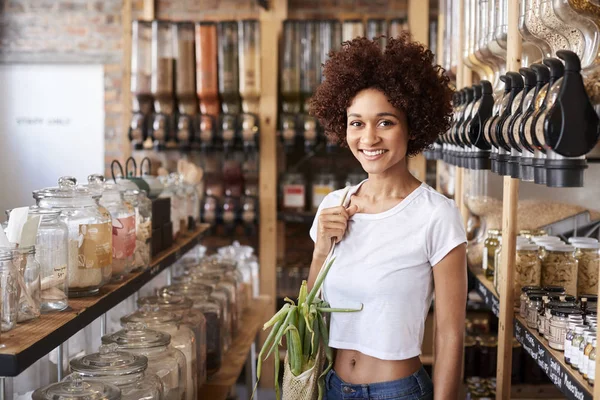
[{"xmin": 310, "ymin": 33, "xmax": 453, "ymax": 157}]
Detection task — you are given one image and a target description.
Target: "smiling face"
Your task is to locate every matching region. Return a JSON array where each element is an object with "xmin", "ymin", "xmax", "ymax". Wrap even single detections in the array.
[{"xmin": 346, "ymin": 88, "xmax": 410, "ymax": 176}]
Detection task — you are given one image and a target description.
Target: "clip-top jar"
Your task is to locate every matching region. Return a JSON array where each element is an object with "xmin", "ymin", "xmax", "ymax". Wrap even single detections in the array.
[
  {"xmin": 541, "ymin": 244, "xmax": 578, "ymax": 296},
  {"xmin": 34, "ymin": 176, "xmax": 113, "ymax": 297},
  {"xmin": 102, "ymin": 322, "xmax": 187, "ymax": 400},
  {"xmin": 575, "ymin": 242, "xmax": 600, "ymax": 296},
  {"xmin": 121, "ymin": 306, "xmax": 197, "ymax": 400},
  {"xmin": 33, "ymin": 372, "xmax": 121, "ymax": 400},
  {"xmin": 123, "ymin": 190, "xmax": 152, "ymax": 271},
  {"xmin": 0, "ymin": 249, "xmax": 18, "ymax": 332},
  {"xmin": 68, "ymin": 343, "xmax": 162, "ymax": 400}
]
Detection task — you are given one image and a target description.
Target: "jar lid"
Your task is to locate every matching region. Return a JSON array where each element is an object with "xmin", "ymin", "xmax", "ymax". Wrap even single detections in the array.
[
  {"xmin": 545, "ymin": 244, "xmax": 575, "ymax": 252},
  {"xmin": 34, "ymin": 177, "xmax": 93, "ymax": 200},
  {"xmin": 568, "ymin": 237, "xmax": 599, "ymax": 244},
  {"xmin": 551, "ymin": 307, "xmax": 584, "ymax": 317},
  {"xmin": 542, "ymin": 286, "xmax": 565, "ymax": 293},
  {"xmin": 120, "ymin": 305, "xmax": 182, "ymax": 326},
  {"xmin": 547, "ymin": 300, "xmax": 578, "ymax": 309},
  {"xmin": 575, "ymin": 242, "xmax": 600, "ymax": 250},
  {"xmin": 528, "ymin": 293, "xmax": 544, "ymax": 301},
  {"xmin": 70, "ymin": 343, "xmax": 148, "ymax": 376},
  {"xmin": 137, "ymin": 293, "xmax": 193, "ymax": 311},
  {"xmin": 27, "ymin": 206, "xmax": 61, "ymax": 219},
  {"xmin": 547, "ymin": 294, "xmax": 576, "ymax": 302},
  {"xmin": 101, "ymin": 322, "xmax": 171, "ymax": 349},
  {"xmin": 580, "ymin": 295, "xmax": 598, "ymax": 302},
  {"xmin": 162, "ymin": 283, "xmax": 214, "ymax": 297},
  {"xmin": 532, "ymin": 236, "xmax": 563, "ymax": 244},
  {"xmin": 575, "ymin": 325, "xmax": 587, "ymax": 333},
  {"xmin": 32, "ymin": 373, "xmax": 121, "ymax": 400},
  {"xmin": 521, "ymin": 285, "xmax": 542, "ymax": 293},
  {"xmin": 465, "ymin": 336, "xmax": 477, "ymax": 347},
  {"xmin": 517, "ymin": 243, "xmax": 539, "ymax": 251}
]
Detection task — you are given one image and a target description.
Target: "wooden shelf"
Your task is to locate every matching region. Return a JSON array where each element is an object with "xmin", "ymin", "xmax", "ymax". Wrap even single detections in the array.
[
  {"xmin": 199, "ymin": 296, "xmax": 273, "ymax": 400},
  {"xmin": 0, "ymin": 225, "xmax": 209, "ymax": 377},
  {"xmin": 469, "ymin": 267, "xmax": 593, "ymax": 400},
  {"xmin": 277, "ymin": 211, "xmax": 315, "ymax": 224}
]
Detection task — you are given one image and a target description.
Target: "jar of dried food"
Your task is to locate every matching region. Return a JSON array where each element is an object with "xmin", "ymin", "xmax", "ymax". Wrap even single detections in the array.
[
  {"xmin": 137, "ymin": 292, "xmax": 207, "ymax": 386},
  {"xmin": 583, "ymin": 335, "xmax": 596, "ymax": 380},
  {"xmin": 33, "ymin": 373, "xmax": 122, "ymax": 400},
  {"xmin": 464, "ymin": 336, "xmax": 479, "ymax": 378},
  {"xmin": 123, "ymin": 190, "xmax": 152, "ymax": 271},
  {"xmin": 565, "ymin": 324, "xmax": 586, "ymax": 364},
  {"xmin": 312, "ymin": 172, "xmax": 337, "ymax": 212},
  {"xmin": 527, "ymin": 293, "xmax": 544, "ymax": 329},
  {"xmin": 575, "ymin": 242, "xmax": 600, "ymax": 296},
  {"xmin": 483, "ymin": 229, "xmax": 501, "ymax": 280},
  {"xmin": 94, "ymin": 180, "xmax": 136, "ymax": 280},
  {"xmin": 548, "ymin": 308, "xmax": 584, "ymax": 350},
  {"xmin": 478, "ymin": 335, "xmax": 498, "ymax": 378},
  {"xmin": 541, "ymin": 244, "xmax": 578, "ymax": 296},
  {"xmin": 581, "ymin": 294, "xmax": 599, "ymax": 313},
  {"xmin": 28, "ymin": 207, "xmax": 69, "ymax": 312},
  {"xmin": 35, "ymin": 177, "xmax": 113, "ymax": 296},
  {"xmin": 121, "ymin": 306, "xmax": 197, "ymax": 400},
  {"xmin": 579, "ymin": 329, "xmax": 596, "ymax": 375},
  {"xmin": 162, "ymin": 284, "xmax": 223, "ymax": 377},
  {"xmin": 0, "ymin": 249, "xmax": 18, "ymax": 332},
  {"xmin": 514, "ymin": 243, "xmax": 542, "ymax": 307},
  {"xmin": 589, "ymin": 339, "xmax": 597, "ymax": 386},
  {"xmin": 13, "ymin": 246, "xmax": 41, "ymax": 322},
  {"xmin": 571, "ymin": 327, "xmax": 589, "ymax": 369},
  {"xmin": 102, "ymin": 323, "xmax": 187, "ymax": 400},
  {"xmin": 68, "ymin": 343, "xmax": 163, "ymax": 400},
  {"xmin": 281, "ymin": 172, "xmax": 307, "ymax": 212},
  {"xmin": 520, "ymin": 286, "xmax": 542, "ymax": 318}
]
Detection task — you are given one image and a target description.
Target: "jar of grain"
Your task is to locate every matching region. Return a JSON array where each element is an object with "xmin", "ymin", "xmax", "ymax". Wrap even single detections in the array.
[
  {"xmin": 514, "ymin": 243, "xmax": 542, "ymax": 307},
  {"xmin": 541, "ymin": 244, "xmax": 578, "ymax": 296},
  {"xmin": 575, "ymin": 242, "xmax": 600, "ymax": 296},
  {"xmin": 548, "ymin": 308, "xmax": 584, "ymax": 350},
  {"xmin": 483, "ymin": 229, "xmax": 501, "ymax": 280}
]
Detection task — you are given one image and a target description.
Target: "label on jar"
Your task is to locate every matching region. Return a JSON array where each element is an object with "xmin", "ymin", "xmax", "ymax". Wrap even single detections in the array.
[
  {"xmin": 223, "ymin": 210, "xmax": 236, "ymax": 223},
  {"xmin": 312, "ymin": 184, "xmax": 334, "ymax": 209},
  {"xmin": 590, "ymin": 357, "xmax": 596, "ymax": 380},
  {"xmin": 78, "ymin": 223, "xmax": 112, "ymax": 269},
  {"xmin": 113, "ymin": 216, "xmax": 136, "ymax": 260},
  {"xmin": 53, "ymin": 264, "xmax": 67, "ymax": 282},
  {"xmin": 283, "ymin": 184, "xmax": 305, "ymax": 209},
  {"xmin": 242, "ymin": 210, "xmax": 256, "ymax": 223},
  {"xmin": 482, "ymin": 247, "xmax": 488, "ymax": 270}
]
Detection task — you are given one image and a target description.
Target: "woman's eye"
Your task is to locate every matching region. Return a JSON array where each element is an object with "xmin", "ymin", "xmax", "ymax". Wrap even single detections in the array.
[
  {"xmin": 349, "ymin": 121, "xmax": 362, "ymax": 127},
  {"xmin": 379, "ymin": 120, "xmax": 394, "ymax": 127}
]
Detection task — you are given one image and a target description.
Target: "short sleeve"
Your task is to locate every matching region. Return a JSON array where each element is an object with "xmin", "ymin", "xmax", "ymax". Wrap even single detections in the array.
[
  {"xmin": 426, "ymin": 199, "xmax": 467, "ymax": 266},
  {"xmin": 309, "ymin": 190, "xmax": 341, "ymax": 242}
]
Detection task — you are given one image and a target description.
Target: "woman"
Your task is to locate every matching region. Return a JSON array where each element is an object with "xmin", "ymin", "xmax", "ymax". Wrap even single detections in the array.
[{"xmin": 308, "ymin": 34, "xmax": 467, "ymax": 400}]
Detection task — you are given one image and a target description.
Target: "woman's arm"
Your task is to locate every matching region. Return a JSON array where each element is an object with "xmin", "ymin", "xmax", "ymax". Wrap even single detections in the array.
[{"xmin": 432, "ymin": 244, "xmax": 467, "ymax": 400}]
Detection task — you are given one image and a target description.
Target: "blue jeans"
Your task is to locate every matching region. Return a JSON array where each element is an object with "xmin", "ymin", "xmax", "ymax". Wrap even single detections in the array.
[{"xmin": 325, "ymin": 367, "xmax": 434, "ymax": 400}]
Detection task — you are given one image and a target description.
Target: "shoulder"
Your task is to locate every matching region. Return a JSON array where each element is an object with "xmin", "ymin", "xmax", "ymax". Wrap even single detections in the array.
[
  {"xmin": 415, "ymin": 184, "xmax": 458, "ymax": 215},
  {"xmin": 320, "ymin": 188, "xmax": 348, "ymax": 208}
]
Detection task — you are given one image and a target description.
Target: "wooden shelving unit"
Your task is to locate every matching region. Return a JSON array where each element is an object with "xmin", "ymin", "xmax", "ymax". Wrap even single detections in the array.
[{"xmin": 0, "ymin": 225, "xmax": 208, "ymax": 377}]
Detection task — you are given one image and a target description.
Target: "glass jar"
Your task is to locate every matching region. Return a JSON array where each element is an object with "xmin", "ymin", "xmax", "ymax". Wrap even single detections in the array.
[
  {"xmin": 478, "ymin": 335, "xmax": 498, "ymax": 378},
  {"xmin": 540, "ymin": 0, "xmax": 586, "ymax": 58},
  {"xmin": 519, "ymin": 0, "xmax": 551, "ymax": 62},
  {"xmin": 137, "ymin": 293, "xmax": 207, "ymax": 386},
  {"xmin": 565, "ymin": 323, "xmax": 586, "ymax": 364},
  {"xmin": 581, "ymin": 294, "xmax": 599, "ymax": 312},
  {"xmin": 0, "ymin": 249, "xmax": 18, "ymax": 332},
  {"xmin": 583, "ymin": 335, "xmax": 596, "ymax": 379},
  {"xmin": 520, "ymin": 286, "xmax": 542, "ymax": 317},
  {"xmin": 527, "ymin": 293, "xmax": 544, "ymax": 328},
  {"xmin": 102, "ymin": 323, "xmax": 187, "ymax": 400},
  {"xmin": 589, "ymin": 339, "xmax": 597, "ymax": 385},
  {"xmin": 14, "ymin": 246, "xmax": 41, "ymax": 322},
  {"xmin": 29, "ymin": 207, "xmax": 69, "ymax": 312},
  {"xmin": 35, "ymin": 176, "xmax": 113, "ymax": 297},
  {"xmin": 571, "ymin": 327, "xmax": 590, "ymax": 369},
  {"xmin": 162, "ymin": 284, "xmax": 223, "ymax": 376},
  {"xmin": 33, "ymin": 373, "xmax": 121, "ymax": 400},
  {"xmin": 217, "ymin": 242, "xmax": 257, "ymax": 303},
  {"xmin": 526, "ymin": 0, "xmax": 570, "ymax": 55},
  {"xmin": 484, "ymin": 229, "xmax": 501, "ymax": 280},
  {"xmin": 159, "ymin": 175, "xmax": 182, "ymax": 240},
  {"xmin": 121, "ymin": 307, "xmax": 197, "ymax": 400},
  {"xmin": 575, "ymin": 242, "xmax": 600, "ymax": 296},
  {"xmin": 68, "ymin": 343, "xmax": 163, "ymax": 400},
  {"xmin": 548, "ymin": 308, "xmax": 584, "ymax": 350},
  {"xmin": 311, "ymin": 172, "xmax": 337, "ymax": 212},
  {"xmin": 123, "ymin": 190, "xmax": 152, "ymax": 271},
  {"xmin": 514, "ymin": 243, "xmax": 542, "ymax": 307},
  {"xmin": 541, "ymin": 245, "xmax": 578, "ymax": 295},
  {"xmin": 281, "ymin": 172, "xmax": 307, "ymax": 212},
  {"xmin": 579, "ymin": 329, "xmax": 596, "ymax": 375},
  {"xmin": 95, "ymin": 180, "xmax": 136, "ymax": 280}
]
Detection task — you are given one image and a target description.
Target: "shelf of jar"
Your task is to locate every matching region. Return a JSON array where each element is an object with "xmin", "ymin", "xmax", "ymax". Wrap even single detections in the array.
[
  {"xmin": 199, "ymin": 295, "xmax": 273, "ymax": 400},
  {"xmin": 278, "ymin": 210, "xmax": 316, "ymax": 224},
  {"xmin": 0, "ymin": 224, "xmax": 209, "ymax": 377},
  {"xmin": 469, "ymin": 267, "xmax": 594, "ymax": 400}
]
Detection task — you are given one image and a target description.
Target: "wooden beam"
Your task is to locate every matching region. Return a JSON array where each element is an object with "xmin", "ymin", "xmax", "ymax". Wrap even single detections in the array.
[
  {"xmin": 121, "ymin": 0, "xmax": 133, "ymax": 163},
  {"xmin": 258, "ymin": 0, "xmax": 287, "ymax": 388},
  {"xmin": 407, "ymin": 0, "xmax": 430, "ymax": 182},
  {"xmin": 143, "ymin": 0, "xmax": 155, "ymax": 20},
  {"xmin": 495, "ymin": 0, "xmax": 521, "ymax": 398}
]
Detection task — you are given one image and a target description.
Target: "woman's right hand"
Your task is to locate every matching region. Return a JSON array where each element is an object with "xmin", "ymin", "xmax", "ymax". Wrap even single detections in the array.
[{"xmin": 314, "ymin": 204, "xmax": 359, "ymax": 258}]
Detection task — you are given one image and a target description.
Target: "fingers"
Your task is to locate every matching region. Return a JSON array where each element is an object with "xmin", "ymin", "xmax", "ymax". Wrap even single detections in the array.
[
  {"xmin": 320, "ymin": 206, "xmax": 349, "ymax": 219},
  {"xmin": 346, "ymin": 204, "xmax": 359, "ymax": 218}
]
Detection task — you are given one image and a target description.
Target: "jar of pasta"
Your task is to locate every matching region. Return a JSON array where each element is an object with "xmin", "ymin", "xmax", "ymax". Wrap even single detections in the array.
[
  {"xmin": 541, "ymin": 244, "xmax": 578, "ymax": 296},
  {"xmin": 575, "ymin": 242, "xmax": 599, "ymax": 296},
  {"xmin": 513, "ymin": 243, "xmax": 542, "ymax": 307}
]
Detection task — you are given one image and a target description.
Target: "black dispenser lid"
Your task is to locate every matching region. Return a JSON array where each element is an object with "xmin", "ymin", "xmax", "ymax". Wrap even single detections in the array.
[
  {"xmin": 544, "ymin": 49, "xmax": 600, "ymax": 158},
  {"xmin": 500, "ymin": 74, "xmax": 512, "ymax": 92},
  {"xmin": 543, "ymin": 57, "xmax": 565, "ymax": 81},
  {"xmin": 507, "ymin": 71, "xmax": 524, "ymax": 89},
  {"xmin": 469, "ymin": 80, "xmax": 494, "ymax": 158},
  {"xmin": 519, "ymin": 67, "xmax": 537, "ymax": 89},
  {"xmin": 473, "ymin": 84, "xmax": 482, "ymax": 99},
  {"xmin": 531, "ymin": 63, "xmax": 550, "ymax": 84}
]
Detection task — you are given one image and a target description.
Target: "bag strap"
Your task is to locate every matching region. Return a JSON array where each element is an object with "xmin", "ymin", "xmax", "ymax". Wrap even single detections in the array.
[{"xmin": 314, "ymin": 187, "xmax": 351, "ymax": 300}]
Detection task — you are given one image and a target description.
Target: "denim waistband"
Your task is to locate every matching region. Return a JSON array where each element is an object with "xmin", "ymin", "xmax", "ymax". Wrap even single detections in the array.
[{"xmin": 325, "ymin": 367, "xmax": 433, "ymax": 399}]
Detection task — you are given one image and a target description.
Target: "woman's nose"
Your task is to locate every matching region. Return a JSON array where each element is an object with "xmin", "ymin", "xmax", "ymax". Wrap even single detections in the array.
[{"xmin": 359, "ymin": 125, "xmax": 379, "ymax": 145}]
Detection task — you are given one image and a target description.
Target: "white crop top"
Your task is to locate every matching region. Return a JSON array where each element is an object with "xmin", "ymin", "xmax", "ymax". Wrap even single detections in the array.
[{"xmin": 309, "ymin": 181, "xmax": 466, "ymax": 361}]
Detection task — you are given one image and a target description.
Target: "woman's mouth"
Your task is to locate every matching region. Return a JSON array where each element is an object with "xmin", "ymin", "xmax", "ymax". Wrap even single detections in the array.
[{"xmin": 359, "ymin": 149, "xmax": 388, "ymax": 161}]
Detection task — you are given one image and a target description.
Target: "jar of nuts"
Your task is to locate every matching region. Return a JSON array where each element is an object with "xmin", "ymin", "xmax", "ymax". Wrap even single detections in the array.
[
  {"xmin": 575, "ymin": 242, "xmax": 600, "ymax": 297},
  {"xmin": 541, "ymin": 244, "xmax": 578, "ymax": 296}
]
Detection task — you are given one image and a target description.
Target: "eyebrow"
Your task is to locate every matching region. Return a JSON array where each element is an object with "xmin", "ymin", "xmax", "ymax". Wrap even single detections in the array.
[{"xmin": 347, "ymin": 112, "xmax": 401, "ymax": 119}]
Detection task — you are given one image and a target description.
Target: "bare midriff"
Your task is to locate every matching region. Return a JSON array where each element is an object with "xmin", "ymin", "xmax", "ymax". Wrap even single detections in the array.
[{"xmin": 333, "ymin": 349, "xmax": 422, "ymax": 384}]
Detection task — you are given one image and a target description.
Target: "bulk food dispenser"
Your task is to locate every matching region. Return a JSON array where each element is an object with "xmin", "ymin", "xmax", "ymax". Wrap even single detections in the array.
[
  {"xmin": 238, "ymin": 20, "xmax": 261, "ymax": 151},
  {"xmin": 280, "ymin": 20, "xmax": 301, "ymax": 151},
  {"xmin": 367, "ymin": 19, "xmax": 387, "ymax": 48},
  {"xmin": 174, "ymin": 22, "xmax": 196, "ymax": 151},
  {"xmin": 506, "ymin": 68, "xmax": 536, "ymax": 178},
  {"xmin": 195, "ymin": 22, "xmax": 219, "ymax": 151},
  {"xmin": 151, "ymin": 21, "xmax": 176, "ymax": 150},
  {"xmin": 217, "ymin": 21, "xmax": 240, "ymax": 152},
  {"xmin": 495, "ymin": 71, "xmax": 524, "ymax": 176},
  {"xmin": 130, "ymin": 21, "xmax": 153, "ymax": 151},
  {"xmin": 300, "ymin": 21, "xmax": 320, "ymax": 152}
]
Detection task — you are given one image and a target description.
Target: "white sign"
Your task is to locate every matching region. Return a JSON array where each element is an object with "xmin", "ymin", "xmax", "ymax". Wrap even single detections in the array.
[{"xmin": 0, "ymin": 64, "xmax": 105, "ymax": 216}]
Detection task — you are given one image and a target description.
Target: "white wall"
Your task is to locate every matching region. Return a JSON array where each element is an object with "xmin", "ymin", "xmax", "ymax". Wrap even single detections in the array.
[{"xmin": 0, "ymin": 64, "xmax": 105, "ymax": 218}]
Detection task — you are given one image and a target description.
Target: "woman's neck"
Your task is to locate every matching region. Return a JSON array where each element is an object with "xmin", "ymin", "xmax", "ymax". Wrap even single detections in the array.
[{"xmin": 362, "ymin": 159, "xmax": 421, "ymax": 201}]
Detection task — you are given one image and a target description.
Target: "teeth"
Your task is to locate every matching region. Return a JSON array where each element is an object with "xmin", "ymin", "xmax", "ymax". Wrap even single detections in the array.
[{"xmin": 362, "ymin": 149, "xmax": 385, "ymax": 156}]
